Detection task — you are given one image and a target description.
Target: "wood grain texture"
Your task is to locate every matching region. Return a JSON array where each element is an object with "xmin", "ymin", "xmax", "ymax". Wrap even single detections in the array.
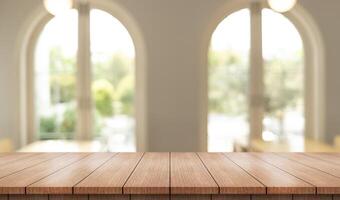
[
  {"xmin": 0, "ymin": 153, "xmax": 64, "ymax": 179},
  {"xmin": 49, "ymin": 195, "xmax": 88, "ymax": 200},
  {"xmin": 198, "ymin": 153, "xmax": 265, "ymax": 194},
  {"xmin": 124, "ymin": 153, "xmax": 169, "ymax": 194},
  {"xmin": 171, "ymin": 153, "xmax": 218, "ymax": 194},
  {"xmin": 278, "ymin": 153, "xmax": 340, "ymax": 178},
  {"xmin": 0, "ymin": 153, "xmax": 88, "ymax": 194},
  {"xmin": 225, "ymin": 153, "xmax": 314, "ymax": 194},
  {"xmin": 89, "ymin": 195, "xmax": 129, "ymax": 200},
  {"xmin": 130, "ymin": 195, "xmax": 169, "ymax": 200},
  {"xmin": 0, "ymin": 195, "xmax": 7, "ymax": 200},
  {"xmin": 0, "ymin": 154, "xmax": 36, "ymax": 166},
  {"xmin": 253, "ymin": 153, "xmax": 340, "ymax": 194},
  {"xmin": 2, "ymin": 153, "xmax": 340, "ymax": 196},
  {"xmin": 305, "ymin": 153, "xmax": 340, "ymax": 165},
  {"xmin": 8, "ymin": 195, "xmax": 48, "ymax": 200},
  {"xmin": 252, "ymin": 195, "xmax": 292, "ymax": 200},
  {"xmin": 293, "ymin": 195, "xmax": 332, "ymax": 200},
  {"xmin": 27, "ymin": 153, "xmax": 114, "ymax": 194},
  {"xmin": 171, "ymin": 195, "xmax": 211, "ymax": 200},
  {"xmin": 212, "ymin": 195, "xmax": 250, "ymax": 200},
  {"xmin": 75, "ymin": 153, "xmax": 143, "ymax": 194}
]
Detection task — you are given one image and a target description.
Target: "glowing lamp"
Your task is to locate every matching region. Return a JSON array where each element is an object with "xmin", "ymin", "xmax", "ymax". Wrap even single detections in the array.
[
  {"xmin": 44, "ymin": 0, "xmax": 73, "ymax": 16},
  {"xmin": 268, "ymin": 0, "xmax": 297, "ymax": 13}
]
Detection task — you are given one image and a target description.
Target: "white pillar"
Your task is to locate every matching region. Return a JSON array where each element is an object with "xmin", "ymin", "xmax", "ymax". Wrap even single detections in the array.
[
  {"xmin": 249, "ymin": 2, "xmax": 264, "ymax": 141},
  {"xmin": 76, "ymin": 1, "xmax": 92, "ymax": 140}
]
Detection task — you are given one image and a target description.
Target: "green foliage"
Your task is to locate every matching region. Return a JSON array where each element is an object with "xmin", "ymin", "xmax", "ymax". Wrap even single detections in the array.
[
  {"xmin": 92, "ymin": 80, "xmax": 114, "ymax": 116},
  {"xmin": 39, "ymin": 116, "xmax": 61, "ymax": 140},
  {"xmin": 208, "ymin": 50, "xmax": 248, "ymax": 115},
  {"xmin": 264, "ymin": 53, "xmax": 303, "ymax": 117},
  {"xmin": 49, "ymin": 47, "xmax": 76, "ymax": 74},
  {"xmin": 48, "ymin": 47, "xmax": 76, "ymax": 104},
  {"xmin": 209, "ymin": 49, "xmax": 303, "ymax": 121},
  {"xmin": 116, "ymin": 75, "xmax": 134, "ymax": 115},
  {"xmin": 60, "ymin": 109, "xmax": 76, "ymax": 139},
  {"xmin": 39, "ymin": 116, "xmax": 57, "ymax": 133},
  {"xmin": 93, "ymin": 53, "xmax": 135, "ymax": 117},
  {"xmin": 50, "ymin": 75, "xmax": 76, "ymax": 104},
  {"xmin": 93, "ymin": 110, "xmax": 104, "ymax": 138},
  {"xmin": 93, "ymin": 54, "xmax": 133, "ymax": 86}
]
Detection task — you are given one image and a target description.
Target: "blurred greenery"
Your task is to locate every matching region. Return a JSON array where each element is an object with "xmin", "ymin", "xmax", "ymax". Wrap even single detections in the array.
[
  {"xmin": 49, "ymin": 47, "xmax": 76, "ymax": 104},
  {"xmin": 264, "ymin": 52, "xmax": 303, "ymax": 135},
  {"xmin": 93, "ymin": 53, "xmax": 134, "ymax": 86},
  {"xmin": 116, "ymin": 75, "xmax": 134, "ymax": 115},
  {"xmin": 50, "ymin": 75, "xmax": 75, "ymax": 104},
  {"xmin": 39, "ymin": 47, "xmax": 135, "ymax": 138},
  {"xmin": 264, "ymin": 52, "xmax": 303, "ymax": 116},
  {"xmin": 92, "ymin": 79, "xmax": 114, "ymax": 117},
  {"xmin": 60, "ymin": 108, "xmax": 76, "ymax": 139},
  {"xmin": 39, "ymin": 115, "xmax": 57, "ymax": 133},
  {"xmin": 208, "ymin": 50, "xmax": 248, "ymax": 115},
  {"xmin": 209, "ymin": 48, "xmax": 303, "ymax": 136}
]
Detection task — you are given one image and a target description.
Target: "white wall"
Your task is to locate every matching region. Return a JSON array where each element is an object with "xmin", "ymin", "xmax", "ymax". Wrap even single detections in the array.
[{"xmin": 0, "ymin": 0, "xmax": 339, "ymax": 151}]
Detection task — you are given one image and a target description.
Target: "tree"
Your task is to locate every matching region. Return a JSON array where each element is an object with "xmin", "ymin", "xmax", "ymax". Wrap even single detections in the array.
[
  {"xmin": 116, "ymin": 75, "xmax": 134, "ymax": 115},
  {"xmin": 208, "ymin": 50, "xmax": 248, "ymax": 115},
  {"xmin": 48, "ymin": 47, "xmax": 76, "ymax": 104},
  {"xmin": 264, "ymin": 52, "xmax": 303, "ymax": 136},
  {"xmin": 93, "ymin": 53, "xmax": 133, "ymax": 87},
  {"xmin": 92, "ymin": 79, "xmax": 114, "ymax": 116}
]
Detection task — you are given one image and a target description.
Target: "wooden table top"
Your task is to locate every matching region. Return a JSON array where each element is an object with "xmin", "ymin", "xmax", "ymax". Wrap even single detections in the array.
[{"xmin": 0, "ymin": 153, "xmax": 340, "ymax": 195}]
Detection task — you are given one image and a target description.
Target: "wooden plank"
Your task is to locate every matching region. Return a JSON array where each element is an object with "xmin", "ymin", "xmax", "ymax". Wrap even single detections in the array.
[
  {"xmin": 75, "ymin": 153, "xmax": 143, "ymax": 194},
  {"xmin": 293, "ymin": 195, "xmax": 332, "ymax": 200},
  {"xmin": 0, "ymin": 195, "xmax": 7, "ymax": 200},
  {"xmin": 171, "ymin": 195, "xmax": 211, "ymax": 200},
  {"xmin": 0, "ymin": 153, "xmax": 65, "ymax": 179},
  {"xmin": 131, "ymin": 195, "xmax": 169, "ymax": 200},
  {"xmin": 8, "ymin": 195, "xmax": 48, "ymax": 200},
  {"xmin": 278, "ymin": 153, "xmax": 340, "ymax": 178},
  {"xmin": 225, "ymin": 153, "xmax": 314, "ymax": 194},
  {"xmin": 212, "ymin": 195, "xmax": 250, "ymax": 200},
  {"xmin": 0, "ymin": 153, "xmax": 36, "ymax": 166},
  {"xmin": 252, "ymin": 195, "xmax": 292, "ymax": 200},
  {"xmin": 198, "ymin": 153, "xmax": 265, "ymax": 194},
  {"xmin": 0, "ymin": 153, "xmax": 89, "ymax": 194},
  {"xmin": 89, "ymin": 195, "xmax": 129, "ymax": 200},
  {"xmin": 171, "ymin": 153, "xmax": 218, "ymax": 194},
  {"xmin": 124, "ymin": 153, "xmax": 169, "ymax": 194},
  {"xmin": 252, "ymin": 153, "xmax": 340, "ymax": 194},
  {"xmin": 27, "ymin": 153, "xmax": 115, "ymax": 194},
  {"xmin": 305, "ymin": 153, "xmax": 340, "ymax": 165},
  {"xmin": 334, "ymin": 195, "xmax": 340, "ymax": 200},
  {"xmin": 49, "ymin": 195, "xmax": 88, "ymax": 200}
]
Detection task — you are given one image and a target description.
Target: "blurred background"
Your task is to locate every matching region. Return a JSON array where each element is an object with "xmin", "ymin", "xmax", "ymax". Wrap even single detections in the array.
[{"xmin": 0, "ymin": 0, "xmax": 339, "ymax": 152}]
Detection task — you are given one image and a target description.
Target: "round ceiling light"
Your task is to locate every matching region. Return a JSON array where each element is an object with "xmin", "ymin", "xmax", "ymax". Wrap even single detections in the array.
[
  {"xmin": 43, "ymin": 0, "xmax": 73, "ymax": 16},
  {"xmin": 268, "ymin": 0, "xmax": 297, "ymax": 13}
]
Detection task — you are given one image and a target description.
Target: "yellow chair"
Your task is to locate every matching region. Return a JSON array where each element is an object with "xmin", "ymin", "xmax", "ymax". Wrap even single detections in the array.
[{"xmin": 0, "ymin": 138, "xmax": 14, "ymax": 152}]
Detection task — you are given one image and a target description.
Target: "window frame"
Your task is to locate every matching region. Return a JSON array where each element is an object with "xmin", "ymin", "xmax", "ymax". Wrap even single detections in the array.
[
  {"xmin": 18, "ymin": 0, "xmax": 147, "ymax": 151},
  {"xmin": 204, "ymin": 0, "xmax": 325, "ymax": 151}
]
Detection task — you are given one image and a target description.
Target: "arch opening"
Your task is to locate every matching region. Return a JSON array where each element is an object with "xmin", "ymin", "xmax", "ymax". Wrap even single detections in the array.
[
  {"xmin": 17, "ymin": 0, "xmax": 147, "ymax": 151},
  {"xmin": 206, "ymin": 1, "xmax": 324, "ymax": 152}
]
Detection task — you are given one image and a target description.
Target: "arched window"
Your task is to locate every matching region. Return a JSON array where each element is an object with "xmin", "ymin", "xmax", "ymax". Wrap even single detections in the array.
[
  {"xmin": 208, "ymin": 3, "xmax": 308, "ymax": 152},
  {"xmin": 90, "ymin": 9, "xmax": 135, "ymax": 151},
  {"xmin": 208, "ymin": 9, "xmax": 250, "ymax": 152},
  {"xmin": 33, "ymin": 2, "xmax": 136, "ymax": 151}
]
